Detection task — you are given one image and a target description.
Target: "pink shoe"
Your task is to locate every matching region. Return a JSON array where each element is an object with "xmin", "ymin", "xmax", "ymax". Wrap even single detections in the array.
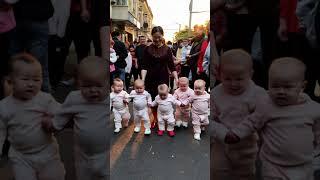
[
  {"xmin": 168, "ymin": 131, "xmax": 175, "ymax": 137},
  {"xmin": 157, "ymin": 130, "xmax": 164, "ymax": 136}
]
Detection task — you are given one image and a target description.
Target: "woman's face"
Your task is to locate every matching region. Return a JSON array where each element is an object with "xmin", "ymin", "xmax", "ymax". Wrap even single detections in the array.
[
  {"xmin": 129, "ymin": 47, "xmax": 135, "ymax": 55},
  {"xmin": 152, "ymin": 32, "xmax": 163, "ymax": 46}
]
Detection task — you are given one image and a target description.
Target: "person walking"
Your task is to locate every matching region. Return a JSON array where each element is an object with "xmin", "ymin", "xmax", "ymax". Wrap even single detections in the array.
[
  {"xmin": 141, "ymin": 26, "xmax": 178, "ymax": 129},
  {"xmin": 112, "ymin": 30, "xmax": 128, "ymax": 83}
]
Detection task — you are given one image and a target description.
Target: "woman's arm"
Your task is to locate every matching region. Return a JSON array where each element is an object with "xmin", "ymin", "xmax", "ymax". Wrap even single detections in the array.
[
  {"xmin": 100, "ymin": 26, "xmax": 108, "ymax": 59},
  {"xmin": 80, "ymin": 0, "xmax": 90, "ymax": 22},
  {"xmin": 141, "ymin": 70, "xmax": 147, "ymax": 81},
  {"xmin": 141, "ymin": 47, "xmax": 150, "ymax": 81}
]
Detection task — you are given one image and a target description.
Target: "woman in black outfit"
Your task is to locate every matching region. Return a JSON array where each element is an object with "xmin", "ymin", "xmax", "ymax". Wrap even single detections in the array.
[{"xmin": 141, "ymin": 26, "xmax": 178, "ymax": 129}]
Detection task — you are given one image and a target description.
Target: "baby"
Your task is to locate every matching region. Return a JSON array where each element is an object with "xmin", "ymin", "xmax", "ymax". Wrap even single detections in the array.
[
  {"xmin": 225, "ymin": 57, "xmax": 320, "ymax": 180},
  {"xmin": 129, "ymin": 79, "xmax": 152, "ymax": 135},
  {"xmin": 110, "ymin": 78, "xmax": 130, "ymax": 133},
  {"xmin": 174, "ymin": 77, "xmax": 194, "ymax": 128},
  {"xmin": 43, "ymin": 56, "xmax": 109, "ymax": 180},
  {"xmin": 150, "ymin": 84, "xmax": 181, "ymax": 137},
  {"xmin": 0, "ymin": 53, "xmax": 65, "ymax": 180},
  {"xmin": 189, "ymin": 79, "xmax": 210, "ymax": 141},
  {"xmin": 210, "ymin": 49, "xmax": 268, "ymax": 179}
]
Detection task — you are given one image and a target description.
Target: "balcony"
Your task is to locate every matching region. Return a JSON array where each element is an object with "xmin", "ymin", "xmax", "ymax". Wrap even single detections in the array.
[{"xmin": 111, "ymin": 5, "xmax": 141, "ymax": 29}]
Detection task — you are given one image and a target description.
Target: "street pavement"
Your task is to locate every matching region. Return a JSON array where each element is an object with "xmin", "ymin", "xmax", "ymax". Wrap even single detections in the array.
[{"xmin": 110, "ymin": 105, "xmax": 210, "ymax": 180}]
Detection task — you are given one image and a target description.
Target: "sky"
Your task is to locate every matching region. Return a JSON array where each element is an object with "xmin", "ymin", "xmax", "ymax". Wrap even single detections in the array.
[{"xmin": 147, "ymin": 0, "xmax": 210, "ymax": 42}]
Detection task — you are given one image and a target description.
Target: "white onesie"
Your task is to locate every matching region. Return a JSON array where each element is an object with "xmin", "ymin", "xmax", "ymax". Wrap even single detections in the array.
[
  {"xmin": 53, "ymin": 91, "xmax": 109, "ymax": 180},
  {"xmin": 0, "ymin": 92, "xmax": 65, "ymax": 180},
  {"xmin": 189, "ymin": 91, "xmax": 210, "ymax": 134},
  {"xmin": 151, "ymin": 94, "xmax": 181, "ymax": 131},
  {"xmin": 129, "ymin": 90, "xmax": 152, "ymax": 129},
  {"xmin": 110, "ymin": 90, "xmax": 131, "ymax": 129}
]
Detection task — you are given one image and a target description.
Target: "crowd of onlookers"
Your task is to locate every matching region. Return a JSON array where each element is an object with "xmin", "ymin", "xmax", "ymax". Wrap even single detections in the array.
[
  {"xmin": 212, "ymin": 0, "xmax": 320, "ymax": 101},
  {"xmin": 0, "ymin": 0, "xmax": 109, "ymax": 98}
]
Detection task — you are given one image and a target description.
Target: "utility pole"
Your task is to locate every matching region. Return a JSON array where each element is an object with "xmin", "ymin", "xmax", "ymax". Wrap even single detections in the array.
[{"xmin": 188, "ymin": 0, "xmax": 193, "ymax": 37}]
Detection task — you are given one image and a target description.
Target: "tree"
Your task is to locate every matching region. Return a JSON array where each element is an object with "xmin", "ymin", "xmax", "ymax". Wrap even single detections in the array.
[{"xmin": 174, "ymin": 26, "xmax": 195, "ymax": 41}]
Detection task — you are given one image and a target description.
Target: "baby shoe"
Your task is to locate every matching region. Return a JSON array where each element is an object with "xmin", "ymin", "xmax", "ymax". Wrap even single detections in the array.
[
  {"xmin": 157, "ymin": 130, "xmax": 164, "ymax": 136},
  {"xmin": 168, "ymin": 131, "xmax": 175, "ymax": 137},
  {"xmin": 182, "ymin": 122, "xmax": 188, "ymax": 128},
  {"xmin": 175, "ymin": 120, "xmax": 182, "ymax": 127},
  {"xmin": 114, "ymin": 128, "xmax": 121, "ymax": 133},
  {"xmin": 134, "ymin": 126, "xmax": 140, "ymax": 133},
  {"xmin": 194, "ymin": 133, "xmax": 201, "ymax": 140},
  {"xmin": 144, "ymin": 128, "xmax": 151, "ymax": 135}
]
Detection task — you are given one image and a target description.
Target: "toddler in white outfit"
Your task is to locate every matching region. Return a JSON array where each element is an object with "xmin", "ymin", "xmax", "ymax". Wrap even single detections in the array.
[
  {"xmin": 110, "ymin": 78, "xmax": 130, "ymax": 133},
  {"xmin": 0, "ymin": 53, "xmax": 65, "ymax": 180},
  {"xmin": 129, "ymin": 79, "xmax": 152, "ymax": 135},
  {"xmin": 174, "ymin": 77, "xmax": 194, "ymax": 128},
  {"xmin": 190, "ymin": 79, "xmax": 210, "ymax": 141},
  {"xmin": 43, "ymin": 56, "xmax": 109, "ymax": 180},
  {"xmin": 225, "ymin": 57, "xmax": 320, "ymax": 180},
  {"xmin": 150, "ymin": 84, "xmax": 182, "ymax": 137}
]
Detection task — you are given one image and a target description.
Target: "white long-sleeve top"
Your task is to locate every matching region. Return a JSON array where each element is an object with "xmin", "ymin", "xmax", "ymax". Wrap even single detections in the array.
[
  {"xmin": 52, "ymin": 91, "xmax": 109, "ymax": 156},
  {"xmin": 0, "ymin": 92, "xmax": 60, "ymax": 157},
  {"xmin": 173, "ymin": 87, "xmax": 194, "ymax": 106},
  {"xmin": 210, "ymin": 81, "xmax": 268, "ymax": 142},
  {"xmin": 151, "ymin": 94, "xmax": 181, "ymax": 115},
  {"xmin": 110, "ymin": 90, "xmax": 130, "ymax": 111},
  {"xmin": 232, "ymin": 93, "xmax": 320, "ymax": 166},
  {"xmin": 129, "ymin": 90, "xmax": 152, "ymax": 111},
  {"xmin": 189, "ymin": 91, "xmax": 210, "ymax": 115}
]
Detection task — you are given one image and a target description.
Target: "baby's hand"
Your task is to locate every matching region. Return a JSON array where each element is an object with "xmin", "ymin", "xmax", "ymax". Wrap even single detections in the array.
[
  {"xmin": 224, "ymin": 131, "xmax": 240, "ymax": 144},
  {"xmin": 40, "ymin": 112, "xmax": 54, "ymax": 132},
  {"xmin": 123, "ymin": 99, "xmax": 129, "ymax": 104}
]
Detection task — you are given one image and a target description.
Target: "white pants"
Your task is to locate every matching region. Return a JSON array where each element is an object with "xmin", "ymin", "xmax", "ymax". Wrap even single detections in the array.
[
  {"xmin": 175, "ymin": 105, "xmax": 190, "ymax": 124},
  {"xmin": 192, "ymin": 112, "xmax": 209, "ymax": 134},
  {"xmin": 113, "ymin": 108, "xmax": 130, "ymax": 129},
  {"xmin": 75, "ymin": 148, "xmax": 108, "ymax": 180},
  {"xmin": 158, "ymin": 113, "xmax": 175, "ymax": 131},
  {"xmin": 9, "ymin": 145, "xmax": 65, "ymax": 180},
  {"xmin": 134, "ymin": 108, "xmax": 150, "ymax": 129}
]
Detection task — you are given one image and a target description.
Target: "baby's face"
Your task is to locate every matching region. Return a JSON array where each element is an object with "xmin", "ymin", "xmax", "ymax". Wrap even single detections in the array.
[
  {"xmin": 79, "ymin": 72, "xmax": 108, "ymax": 102},
  {"xmin": 178, "ymin": 80, "xmax": 189, "ymax": 92},
  {"xmin": 194, "ymin": 83, "xmax": 205, "ymax": 95},
  {"xmin": 134, "ymin": 84, "xmax": 145, "ymax": 94},
  {"xmin": 159, "ymin": 91, "xmax": 168, "ymax": 100},
  {"xmin": 220, "ymin": 63, "xmax": 252, "ymax": 95},
  {"xmin": 269, "ymin": 71, "xmax": 304, "ymax": 106},
  {"xmin": 113, "ymin": 81, "xmax": 124, "ymax": 94},
  {"xmin": 11, "ymin": 63, "xmax": 42, "ymax": 100}
]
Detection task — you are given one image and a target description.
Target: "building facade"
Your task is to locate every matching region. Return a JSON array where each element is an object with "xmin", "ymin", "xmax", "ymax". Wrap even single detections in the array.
[{"xmin": 110, "ymin": 0, "xmax": 153, "ymax": 44}]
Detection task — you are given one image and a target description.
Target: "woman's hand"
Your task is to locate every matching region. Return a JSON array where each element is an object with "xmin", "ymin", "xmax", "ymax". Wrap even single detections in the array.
[{"xmin": 278, "ymin": 18, "xmax": 288, "ymax": 42}]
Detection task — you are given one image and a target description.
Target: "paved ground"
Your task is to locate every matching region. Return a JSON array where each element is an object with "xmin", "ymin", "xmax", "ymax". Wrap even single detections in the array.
[{"xmin": 110, "ymin": 105, "xmax": 210, "ymax": 180}]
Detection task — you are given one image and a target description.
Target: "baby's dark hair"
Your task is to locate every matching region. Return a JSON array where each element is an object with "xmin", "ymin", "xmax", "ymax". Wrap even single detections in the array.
[{"xmin": 8, "ymin": 53, "xmax": 41, "ymax": 75}]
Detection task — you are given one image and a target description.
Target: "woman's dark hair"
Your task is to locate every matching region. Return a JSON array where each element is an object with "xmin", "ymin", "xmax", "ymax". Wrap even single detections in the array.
[
  {"xmin": 151, "ymin": 26, "xmax": 164, "ymax": 35},
  {"xmin": 128, "ymin": 45, "xmax": 135, "ymax": 50}
]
